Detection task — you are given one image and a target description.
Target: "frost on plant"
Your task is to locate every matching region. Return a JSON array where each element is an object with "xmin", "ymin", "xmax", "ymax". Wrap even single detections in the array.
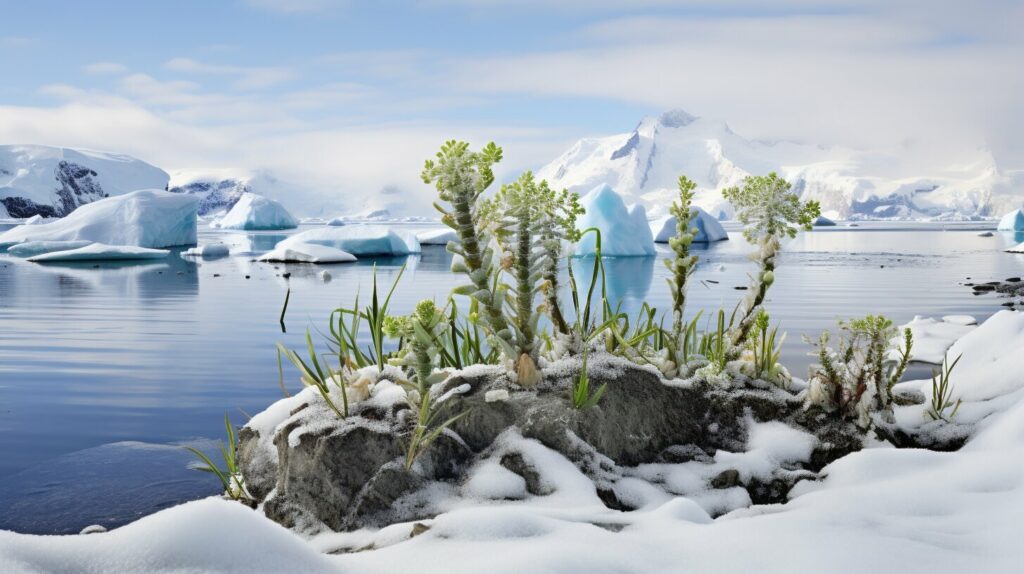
[
  {"xmin": 722, "ymin": 172, "xmax": 820, "ymax": 352},
  {"xmin": 665, "ymin": 175, "xmax": 700, "ymax": 355},
  {"xmin": 804, "ymin": 315, "xmax": 913, "ymax": 428}
]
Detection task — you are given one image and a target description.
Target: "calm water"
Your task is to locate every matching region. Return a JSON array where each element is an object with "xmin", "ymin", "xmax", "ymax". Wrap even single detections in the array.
[{"xmin": 1, "ymin": 222, "xmax": 1022, "ymax": 533}]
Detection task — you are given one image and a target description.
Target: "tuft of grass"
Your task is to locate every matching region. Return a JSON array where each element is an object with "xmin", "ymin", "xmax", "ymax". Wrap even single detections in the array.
[
  {"xmin": 569, "ymin": 350, "xmax": 607, "ymax": 410},
  {"xmin": 184, "ymin": 414, "xmax": 252, "ymax": 503},
  {"xmin": 926, "ymin": 353, "xmax": 963, "ymax": 421}
]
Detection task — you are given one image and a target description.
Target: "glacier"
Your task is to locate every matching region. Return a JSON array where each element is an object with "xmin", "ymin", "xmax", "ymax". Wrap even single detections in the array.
[
  {"xmin": 997, "ymin": 208, "xmax": 1024, "ymax": 231},
  {"xmin": 213, "ymin": 193, "xmax": 298, "ymax": 231},
  {"xmin": 650, "ymin": 208, "xmax": 728, "ymax": 243},
  {"xmin": 574, "ymin": 184, "xmax": 655, "ymax": 257},
  {"xmin": 26, "ymin": 243, "xmax": 170, "ymax": 262},
  {"xmin": 276, "ymin": 225, "xmax": 420, "ymax": 256},
  {"xmin": 0, "ymin": 145, "xmax": 169, "ymax": 218},
  {"xmin": 258, "ymin": 242, "xmax": 357, "ymax": 263},
  {"xmin": 537, "ymin": 109, "xmax": 1024, "ymax": 221},
  {"xmin": 0, "ymin": 190, "xmax": 198, "ymax": 249}
]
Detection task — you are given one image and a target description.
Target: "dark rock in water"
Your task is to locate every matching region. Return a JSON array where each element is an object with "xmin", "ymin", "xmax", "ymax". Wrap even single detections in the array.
[
  {"xmin": 973, "ymin": 284, "xmax": 996, "ymax": 292},
  {"xmin": 1007, "ymin": 277, "xmax": 1021, "ymax": 282}
]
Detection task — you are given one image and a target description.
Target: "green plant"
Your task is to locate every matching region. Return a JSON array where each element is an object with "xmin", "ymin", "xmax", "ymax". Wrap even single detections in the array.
[
  {"xmin": 722, "ymin": 173, "xmax": 820, "ymax": 350},
  {"xmin": 748, "ymin": 310, "xmax": 787, "ymax": 386},
  {"xmin": 322, "ymin": 263, "xmax": 406, "ymax": 372},
  {"xmin": 699, "ymin": 309, "xmax": 730, "ymax": 374},
  {"xmin": 926, "ymin": 353, "xmax": 963, "ymax": 421},
  {"xmin": 569, "ymin": 349, "xmax": 606, "ymax": 409},
  {"xmin": 666, "ymin": 175, "xmax": 700, "ymax": 346},
  {"xmin": 277, "ymin": 329, "xmax": 348, "ymax": 418},
  {"xmin": 184, "ymin": 414, "xmax": 252, "ymax": 503}
]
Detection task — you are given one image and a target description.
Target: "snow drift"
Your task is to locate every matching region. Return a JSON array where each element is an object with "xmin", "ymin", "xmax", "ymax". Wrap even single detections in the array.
[
  {"xmin": 0, "ymin": 145, "xmax": 169, "ymax": 218},
  {"xmin": 213, "ymin": 193, "xmax": 298, "ymax": 231},
  {"xmin": 0, "ymin": 190, "xmax": 198, "ymax": 249},
  {"xmin": 574, "ymin": 184, "xmax": 655, "ymax": 256}
]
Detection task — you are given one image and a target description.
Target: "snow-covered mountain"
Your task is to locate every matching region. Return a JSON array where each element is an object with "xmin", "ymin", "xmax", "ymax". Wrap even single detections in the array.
[
  {"xmin": 536, "ymin": 109, "xmax": 1024, "ymax": 220},
  {"xmin": 0, "ymin": 145, "xmax": 169, "ymax": 218},
  {"xmin": 167, "ymin": 169, "xmax": 273, "ymax": 216}
]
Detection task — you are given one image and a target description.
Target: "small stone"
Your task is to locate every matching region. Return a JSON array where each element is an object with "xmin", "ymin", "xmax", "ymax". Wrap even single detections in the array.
[
  {"xmin": 1007, "ymin": 277, "xmax": 1021, "ymax": 283},
  {"xmin": 80, "ymin": 524, "xmax": 107, "ymax": 535},
  {"xmin": 733, "ymin": 286, "xmax": 748, "ymax": 291},
  {"xmin": 282, "ymin": 272, "xmax": 291, "ymax": 279},
  {"xmin": 213, "ymin": 273, "xmax": 221, "ymax": 277},
  {"xmin": 710, "ymin": 469, "xmax": 741, "ymax": 489},
  {"xmin": 321, "ymin": 271, "xmax": 332, "ymax": 283},
  {"xmin": 484, "ymin": 389, "xmax": 510, "ymax": 403},
  {"xmin": 978, "ymin": 231, "xmax": 994, "ymax": 237},
  {"xmin": 410, "ymin": 523, "xmax": 430, "ymax": 538},
  {"xmin": 1001, "ymin": 302, "xmax": 1015, "ymax": 307},
  {"xmin": 245, "ymin": 275, "xmax": 251, "ymax": 279}
]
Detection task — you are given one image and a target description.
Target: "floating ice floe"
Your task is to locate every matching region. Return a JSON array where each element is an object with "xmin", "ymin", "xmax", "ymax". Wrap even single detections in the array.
[
  {"xmin": 182, "ymin": 244, "xmax": 231, "ymax": 258},
  {"xmin": 416, "ymin": 228, "xmax": 458, "ymax": 246},
  {"xmin": 1006, "ymin": 242, "xmax": 1024, "ymax": 253},
  {"xmin": 893, "ymin": 315, "xmax": 977, "ymax": 364},
  {"xmin": 326, "ymin": 217, "xmax": 346, "ymax": 226},
  {"xmin": 574, "ymin": 184, "xmax": 655, "ymax": 256},
  {"xmin": 258, "ymin": 242, "xmax": 357, "ymax": 263},
  {"xmin": 650, "ymin": 209, "xmax": 728, "ymax": 243},
  {"xmin": 26, "ymin": 243, "xmax": 170, "ymax": 262},
  {"xmin": 996, "ymin": 208, "xmax": 1024, "ymax": 231},
  {"xmin": 6, "ymin": 240, "xmax": 93, "ymax": 258},
  {"xmin": 276, "ymin": 225, "xmax": 420, "ymax": 256},
  {"xmin": 213, "ymin": 193, "xmax": 298, "ymax": 231},
  {"xmin": 0, "ymin": 190, "xmax": 198, "ymax": 249}
]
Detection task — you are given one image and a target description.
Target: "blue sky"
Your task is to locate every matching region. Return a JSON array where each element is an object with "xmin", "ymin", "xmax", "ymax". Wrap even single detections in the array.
[{"xmin": 1, "ymin": 0, "xmax": 1022, "ymax": 208}]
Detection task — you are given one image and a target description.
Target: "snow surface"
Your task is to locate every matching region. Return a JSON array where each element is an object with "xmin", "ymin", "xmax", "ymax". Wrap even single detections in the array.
[
  {"xmin": 277, "ymin": 225, "xmax": 420, "ymax": 256},
  {"xmin": 258, "ymin": 242, "xmax": 357, "ymax": 264},
  {"xmin": 574, "ymin": 184, "xmax": 655, "ymax": 256},
  {"xmin": 0, "ymin": 190, "xmax": 198, "ymax": 249},
  {"xmin": 650, "ymin": 209, "xmax": 728, "ymax": 243},
  {"xmin": 3, "ymin": 313, "xmax": 1024, "ymax": 573},
  {"xmin": 0, "ymin": 144, "xmax": 169, "ymax": 216},
  {"xmin": 213, "ymin": 192, "xmax": 298, "ymax": 231},
  {"xmin": 537, "ymin": 109, "xmax": 1024, "ymax": 221},
  {"xmin": 26, "ymin": 243, "xmax": 170, "ymax": 262},
  {"xmin": 5, "ymin": 240, "xmax": 92, "ymax": 258},
  {"xmin": 895, "ymin": 315, "xmax": 977, "ymax": 364},
  {"xmin": 416, "ymin": 228, "xmax": 458, "ymax": 246},
  {"xmin": 996, "ymin": 208, "xmax": 1024, "ymax": 231},
  {"xmin": 182, "ymin": 244, "xmax": 231, "ymax": 258}
]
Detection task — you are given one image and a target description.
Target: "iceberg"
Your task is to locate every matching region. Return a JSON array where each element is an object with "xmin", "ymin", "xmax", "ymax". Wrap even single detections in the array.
[
  {"xmin": 213, "ymin": 193, "xmax": 298, "ymax": 231},
  {"xmin": 574, "ymin": 184, "xmax": 655, "ymax": 256},
  {"xmin": 416, "ymin": 228, "xmax": 458, "ymax": 246},
  {"xmin": 182, "ymin": 244, "xmax": 230, "ymax": 258},
  {"xmin": 813, "ymin": 215, "xmax": 837, "ymax": 227},
  {"xmin": 996, "ymin": 208, "xmax": 1024, "ymax": 231},
  {"xmin": 327, "ymin": 217, "xmax": 346, "ymax": 226},
  {"xmin": 276, "ymin": 225, "xmax": 420, "ymax": 256},
  {"xmin": 258, "ymin": 242, "xmax": 357, "ymax": 264},
  {"xmin": 6, "ymin": 240, "xmax": 93, "ymax": 258},
  {"xmin": 1006, "ymin": 242, "xmax": 1024, "ymax": 253},
  {"xmin": 0, "ymin": 190, "xmax": 198, "ymax": 249},
  {"xmin": 27, "ymin": 243, "xmax": 169, "ymax": 262},
  {"xmin": 23, "ymin": 214, "xmax": 45, "ymax": 225},
  {"xmin": 650, "ymin": 209, "xmax": 728, "ymax": 243}
]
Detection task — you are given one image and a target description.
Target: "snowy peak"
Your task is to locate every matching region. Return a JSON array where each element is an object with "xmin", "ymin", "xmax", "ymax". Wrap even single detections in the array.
[
  {"xmin": 656, "ymin": 109, "xmax": 699, "ymax": 129},
  {"xmin": 0, "ymin": 145, "xmax": 169, "ymax": 218}
]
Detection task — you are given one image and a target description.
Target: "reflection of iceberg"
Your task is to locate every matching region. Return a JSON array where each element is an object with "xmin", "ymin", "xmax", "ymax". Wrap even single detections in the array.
[
  {"xmin": 570, "ymin": 256, "xmax": 654, "ymax": 310},
  {"xmin": 13, "ymin": 253, "xmax": 199, "ymax": 300}
]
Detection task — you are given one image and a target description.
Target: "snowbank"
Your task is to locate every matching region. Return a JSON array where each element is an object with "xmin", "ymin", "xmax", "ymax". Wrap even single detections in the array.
[
  {"xmin": 258, "ymin": 242, "xmax": 357, "ymax": 264},
  {"xmin": 276, "ymin": 225, "xmax": 420, "ymax": 256},
  {"xmin": 27, "ymin": 243, "xmax": 169, "ymax": 262},
  {"xmin": 416, "ymin": 228, "xmax": 457, "ymax": 246},
  {"xmin": 0, "ymin": 190, "xmax": 198, "ymax": 249},
  {"xmin": 574, "ymin": 184, "xmax": 655, "ymax": 256},
  {"xmin": 996, "ymin": 208, "xmax": 1024, "ymax": 231},
  {"xmin": 213, "ymin": 193, "xmax": 298, "ymax": 231},
  {"xmin": 895, "ymin": 315, "xmax": 977, "ymax": 364},
  {"xmin": 650, "ymin": 209, "xmax": 728, "ymax": 243},
  {"xmin": 6, "ymin": 240, "xmax": 92, "ymax": 258}
]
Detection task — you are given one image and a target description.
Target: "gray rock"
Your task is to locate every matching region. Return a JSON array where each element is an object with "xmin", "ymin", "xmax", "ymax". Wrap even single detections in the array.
[{"xmin": 710, "ymin": 469, "xmax": 741, "ymax": 489}]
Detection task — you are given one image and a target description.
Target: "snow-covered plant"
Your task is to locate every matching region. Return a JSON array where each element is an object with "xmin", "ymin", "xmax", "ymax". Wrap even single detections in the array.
[
  {"xmin": 422, "ymin": 141, "xmax": 521, "ymax": 381},
  {"xmin": 722, "ymin": 173, "xmax": 820, "ymax": 351},
  {"xmin": 804, "ymin": 315, "xmax": 913, "ymax": 427},
  {"xmin": 666, "ymin": 175, "xmax": 700, "ymax": 347},
  {"xmin": 926, "ymin": 353, "xmax": 963, "ymax": 421},
  {"xmin": 184, "ymin": 414, "xmax": 253, "ymax": 504},
  {"xmin": 485, "ymin": 172, "xmax": 581, "ymax": 386},
  {"xmin": 384, "ymin": 299, "xmax": 469, "ymax": 469},
  {"xmin": 744, "ymin": 310, "xmax": 790, "ymax": 387}
]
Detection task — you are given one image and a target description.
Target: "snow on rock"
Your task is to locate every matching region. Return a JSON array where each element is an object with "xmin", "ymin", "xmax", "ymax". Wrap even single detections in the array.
[
  {"xmin": 276, "ymin": 225, "xmax": 420, "ymax": 256},
  {"xmin": 26, "ymin": 243, "xmax": 170, "ymax": 262},
  {"xmin": 258, "ymin": 242, "xmax": 357, "ymax": 264},
  {"xmin": 213, "ymin": 193, "xmax": 298, "ymax": 231},
  {"xmin": 894, "ymin": 315, "xmax": 977, "ymax": 364},
  {"xmin": 997, "ymin": 208, "xmax": 1024, "ymax": 231},
  {"xmin": 0, "ymin": 190, "xmax": 198, "ymax": 249},
  {"xmin": 650, "ymin": 208, "xmax": 728, "ymax": 243},
  {"xmin": 182, "ymin": 244, "xmax": 231, "ymax": 258},
  {"xmin": 461, "ymin": 460, "xmax": 527, "ymax": 500},
  {"xmin": 0, "ymin": 144, "xmax": 170, "ymax": 218},
  {"xmin": 6, "ymin": 240, "xmax": 92, "ymax": 258},
  {"xmin": 416, "ymin": 228, "xmax": 457, "ymax": 246},
  {"xmin": 574, "ymin": 184, "xmax": 655, "ymax": 256}
]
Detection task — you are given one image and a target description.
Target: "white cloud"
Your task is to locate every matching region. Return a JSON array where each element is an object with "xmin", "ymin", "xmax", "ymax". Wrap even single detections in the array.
[
  {"xmin": 164, "ymin": 57, "xmax": 295, "ymax": 90},
  {"xmin": 83, "ymin": 62, "xmax": 128, "ymax": 75}
]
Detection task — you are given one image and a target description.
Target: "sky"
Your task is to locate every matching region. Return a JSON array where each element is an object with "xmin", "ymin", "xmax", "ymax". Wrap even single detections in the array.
[{"xmin": 1, "ymin": 0, "xmax": 1022, "ymax": 213}]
